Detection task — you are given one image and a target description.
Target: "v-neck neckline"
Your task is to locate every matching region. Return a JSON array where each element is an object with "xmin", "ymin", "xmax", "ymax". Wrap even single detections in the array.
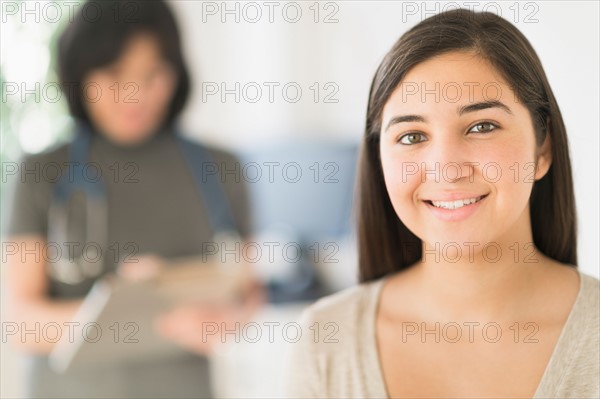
[{"xmin": 366, "ymin": 268, "xmax": 586, "ymax": 399}]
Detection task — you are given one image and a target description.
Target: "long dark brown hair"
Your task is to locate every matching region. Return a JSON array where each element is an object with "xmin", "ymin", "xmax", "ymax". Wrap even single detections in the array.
[{"xmin": 357, "ymin": 9, "xmax": 577, "ymax": 283}]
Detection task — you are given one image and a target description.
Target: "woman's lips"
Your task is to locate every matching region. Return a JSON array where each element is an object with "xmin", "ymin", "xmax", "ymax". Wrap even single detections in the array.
[
  {"xmin": 425, "ymin": 194, "xmax": 487, "ymax": 209},
  {"xmin": 423, "ymin": 194, "xmax": 489, "ymax": 222}
]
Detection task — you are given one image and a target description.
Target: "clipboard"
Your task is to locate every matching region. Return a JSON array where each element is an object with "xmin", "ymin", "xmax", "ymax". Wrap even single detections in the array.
[{"xmin": 48, "ymin": 256, "xmax": 249, "ymax": 373}]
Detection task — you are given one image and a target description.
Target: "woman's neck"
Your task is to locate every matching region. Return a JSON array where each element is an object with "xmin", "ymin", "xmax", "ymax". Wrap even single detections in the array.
[
  {"xmin": 91, "ymin": 123, "xmax": 169, "ymax": 149},
  {"xmin": 400, "ymin": 213, "xmax": 555, "ymax": 323}
]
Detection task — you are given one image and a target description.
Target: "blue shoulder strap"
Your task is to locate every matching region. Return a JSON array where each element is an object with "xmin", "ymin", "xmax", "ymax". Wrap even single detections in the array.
[
  {"xmin": 173, "ymin": 131, "xmax": 238, "ymax": 236},
  {"xmin": 49, "ymin": 122, "xmax": 108, "ymax": 284},
  {"xmin": 53, "ymin": 122, "xmax": 105, "ymax": 202}
]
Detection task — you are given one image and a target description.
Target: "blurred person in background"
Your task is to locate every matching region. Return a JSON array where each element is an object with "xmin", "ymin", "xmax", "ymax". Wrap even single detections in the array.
[{"xmin": 2, "ymin": 1, "xmax": 262, "ymax": 397}]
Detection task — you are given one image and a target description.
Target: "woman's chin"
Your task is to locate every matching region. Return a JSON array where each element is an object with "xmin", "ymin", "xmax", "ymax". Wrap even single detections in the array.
[
  {"xmin": 108, "ymin": 127, "xmax": 157, "ymax": 146},
  {"xmin": 420, "ymin": 235, "xmax": 500, "ymax": 262}
]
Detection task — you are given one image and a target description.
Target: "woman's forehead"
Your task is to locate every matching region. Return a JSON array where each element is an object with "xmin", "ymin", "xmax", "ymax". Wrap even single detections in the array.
[
  {"xmin": 383, "ymin": 52, "xmax": 520, "ymax": 116},
  {"xmin": 403, "ymin": 52, "xmax": 508, "ymax": 91}
]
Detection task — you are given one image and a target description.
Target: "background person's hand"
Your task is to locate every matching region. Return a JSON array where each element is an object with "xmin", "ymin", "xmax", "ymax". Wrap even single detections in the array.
[
  {"xmin": 116, "ymin": 254, "xmax": 165, "ymax": 281},
  {"xmin": 154, "ymin": 277, "xmax": 266, "ymax": 356}
]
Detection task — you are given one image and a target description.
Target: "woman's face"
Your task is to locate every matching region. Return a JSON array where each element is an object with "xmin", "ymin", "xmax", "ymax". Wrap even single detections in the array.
[
  {"xmin": 379, "ymin": 51, "xmax": 551, "ymax": 254},
  {"xmin": 82, "ymin": 33, "xmax": 177, "ymax": 146}
]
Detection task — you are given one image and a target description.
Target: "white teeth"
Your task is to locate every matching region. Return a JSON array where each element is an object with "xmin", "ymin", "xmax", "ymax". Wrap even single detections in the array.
[{"xmin": 431, "ymin": 196, "xmax": 482, "ymax": 209}]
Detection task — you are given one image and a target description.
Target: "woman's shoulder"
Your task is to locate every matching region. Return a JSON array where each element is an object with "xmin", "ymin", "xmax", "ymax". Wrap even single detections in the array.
[
  {"xmin": 181, "ymin": 137, "xmax": 241, "ymax": 165},
  {"xmin": 578, "ymin": 269, "xmax": 599, "ymax": 290},
  {"xmin": 285, "ymin": 279, "xmax": 389, "ymax": 398},
  {"xmin": 6, "ymin": 142, "xmax": 70, "ymax": 194},
  {"xmin": 566, "ymin": 269, "xmax": 599, "ymax": 351},
  {"xmin": 298, "ymin": 278, "xmax": 386, "ymax": 331},
  {"xmin": 576, "ymin": 270, "xmax": 599, "ymax": 325},
  {"xmin": 15, "ymin": 141, "xmax": 69, "ymax": 166},
  {"xmin": 552, "ymin": 270, "xmax": 600, "ymax": 398}
]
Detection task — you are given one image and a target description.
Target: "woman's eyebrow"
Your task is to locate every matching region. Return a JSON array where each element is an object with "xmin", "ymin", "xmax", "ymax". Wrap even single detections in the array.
[
  {"xmin": 458, "ymin": 100, "xmax": 513, "ymax": 116},
  {"xmin": 384, "ymin": 100, "xmax": 513, "ymax": 133},
  {"xmin": 384, "ymin": 114, "xmax": 426, "ymax": 133}
]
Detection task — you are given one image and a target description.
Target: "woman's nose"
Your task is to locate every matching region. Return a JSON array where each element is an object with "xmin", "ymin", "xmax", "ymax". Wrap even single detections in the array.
[{"xmin": 420, "ymin": 136, "xmax": 475, "ymax": 183}]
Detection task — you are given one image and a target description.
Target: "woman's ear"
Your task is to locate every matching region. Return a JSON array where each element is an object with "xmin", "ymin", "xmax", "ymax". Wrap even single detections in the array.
[{"xmin": 534, "ymin": 127, "xmax": 552, "ymax": 181}]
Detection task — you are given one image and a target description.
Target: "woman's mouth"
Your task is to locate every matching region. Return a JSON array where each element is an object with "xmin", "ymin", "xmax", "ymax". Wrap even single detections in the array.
[
  {"xmin": 425, "ymin": 194, "xmax": 487, "ymax": 210},
  {"xmin": 423, "ymin": 194, "xmax": 489, "ymax": 222}
]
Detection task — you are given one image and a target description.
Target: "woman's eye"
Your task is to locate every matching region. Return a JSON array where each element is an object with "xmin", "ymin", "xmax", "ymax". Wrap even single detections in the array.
[
  {"xmin": 398, "ymin": 132, "xmax": 427, "ymax": 145},
  {"xmin": 469, "ymin": 122, "xmax": 498, "ymax": 134}
]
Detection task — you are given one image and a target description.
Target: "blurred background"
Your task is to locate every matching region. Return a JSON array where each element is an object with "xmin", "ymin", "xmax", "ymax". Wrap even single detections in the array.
[{"xmin": 1, "ymin": 1, "xmax": 599, "ymax": 397}]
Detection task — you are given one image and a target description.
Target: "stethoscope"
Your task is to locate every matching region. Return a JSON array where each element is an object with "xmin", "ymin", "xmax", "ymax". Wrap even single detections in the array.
[{"xmin": 46, "ymin": 121, "xmax": 239, "ymax": 285}]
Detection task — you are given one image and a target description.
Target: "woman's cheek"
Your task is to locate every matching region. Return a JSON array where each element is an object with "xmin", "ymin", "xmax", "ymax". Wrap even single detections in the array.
[
  {"xmin": 83, "ymin": 79, "xmax": 121, "ymax": 130},
  {"xmin": 476, "ymin": 144, "xmax": 535, "ymax": 194},
  {"xmin": 143, "ymin": 77, "xmax": 175, "ymax": 122},
  {"xmin": 381, "ymin": 153, "xmax": 421, "ymax": 217}
]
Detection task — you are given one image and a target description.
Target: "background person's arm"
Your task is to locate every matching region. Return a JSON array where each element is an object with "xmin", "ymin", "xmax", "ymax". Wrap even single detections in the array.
[{"xmin": 2, "ymin": 234, "xmax": 82, "ymax": 354}]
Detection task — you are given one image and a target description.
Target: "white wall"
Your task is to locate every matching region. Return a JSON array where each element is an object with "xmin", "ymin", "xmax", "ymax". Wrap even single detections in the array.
[{"xmin": 169, "ymin": 0, "xmax": 599, "ymax": 278}]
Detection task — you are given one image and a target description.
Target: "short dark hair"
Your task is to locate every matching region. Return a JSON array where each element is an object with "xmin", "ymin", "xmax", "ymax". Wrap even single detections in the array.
[
  {"xmin": 57, "ymin": 0, "xmax": 190, "ymax": 128},
  {"xmin": 357, "ymin": 9, "xmax": 577, "ymax": 282}
]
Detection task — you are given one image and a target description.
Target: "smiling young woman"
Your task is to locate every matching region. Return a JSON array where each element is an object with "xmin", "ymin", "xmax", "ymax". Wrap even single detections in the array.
[{"xmin": 285, "ymin": 8, "xmax": 599, "ymax": 399}]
